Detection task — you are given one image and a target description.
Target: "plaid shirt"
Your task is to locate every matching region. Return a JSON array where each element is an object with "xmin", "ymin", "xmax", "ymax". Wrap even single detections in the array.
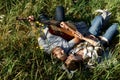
[{"xmin": 69, "ymin": 40, "xmax": 104, "ymax": 66}]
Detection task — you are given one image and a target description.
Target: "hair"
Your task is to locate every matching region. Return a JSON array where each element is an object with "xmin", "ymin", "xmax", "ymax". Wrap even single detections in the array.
[
  {"xmin": 51, "ymin": 46, "xmax": 62, "ymax": 58},
  {"xmin": 64, "ymin": 59, "xmax": 83, "ymax": 70}
]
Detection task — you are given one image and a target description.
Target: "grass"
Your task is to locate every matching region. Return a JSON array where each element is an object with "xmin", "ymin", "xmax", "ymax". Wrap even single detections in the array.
[{"xmin": 0, "ymin": 0, "xmax": 120, "ymax": 80}]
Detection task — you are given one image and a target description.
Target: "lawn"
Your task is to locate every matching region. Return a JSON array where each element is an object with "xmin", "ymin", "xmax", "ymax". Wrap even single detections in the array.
[{"xmin": 0, "ymin": 0, "xmax": 120, "ymax": 80}]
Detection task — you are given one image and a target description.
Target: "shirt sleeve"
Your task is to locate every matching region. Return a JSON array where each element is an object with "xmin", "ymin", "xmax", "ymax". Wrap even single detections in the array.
[
  {"xmin": 37, "ymin": 26, "xmax": 54, "ymax": 54},
  {"xmin": 38, "ymin": 37, "xmax": 52, "ymax": 54},
  {"xmin": 68, "ymin": 39, "xmax": 76, "ymax": 49}
]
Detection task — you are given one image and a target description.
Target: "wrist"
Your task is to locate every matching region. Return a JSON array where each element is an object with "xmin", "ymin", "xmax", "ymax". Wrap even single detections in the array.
[{"xmin": 73, "ymin": 37, "xmax": 80, "ymax": 44}]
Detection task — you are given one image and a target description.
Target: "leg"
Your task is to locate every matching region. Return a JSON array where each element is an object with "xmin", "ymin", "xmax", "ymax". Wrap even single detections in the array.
[
  {"xmin": 89, "ymin": 15, "xmax": 104, "ymax": 36},
  {"xmin": 75, "ymin": 21, "xmax": 88, "ymax": 36},
  {"xmin": 102, "ymin": 23, "xmax": 118, "ymax": 43},
  {"xmin": 89, "ymin": 10, "xmax": 111, "ymax": 36},
  {"xmin": 95, "ymin": 9, "xmax": 111, "ymax": 27},
  {"xmin": 55, "ymin": 6, "xmax": 65, "ymax": 21}
]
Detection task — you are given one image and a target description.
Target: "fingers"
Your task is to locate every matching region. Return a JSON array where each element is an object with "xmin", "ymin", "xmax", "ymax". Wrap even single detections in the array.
[{"xmin": 28, "ymin": 15, "xmax": 35, "ymax": 22}]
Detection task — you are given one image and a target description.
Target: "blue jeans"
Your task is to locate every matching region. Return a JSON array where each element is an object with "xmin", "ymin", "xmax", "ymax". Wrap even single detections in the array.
[
  {"xmin": 89, "ymin": 15, "xmax": 103, "ymax": 36},
  {"xmin": 89, "ymin": 15, "xmax": 118, "ymax": 42},
  {"xmin": 89, "ymin": 16, "xmax": 118, "ymax": 62},
  {"xmin": 102, "ymin": 23, "xmax": 118, "ymax": 42}
]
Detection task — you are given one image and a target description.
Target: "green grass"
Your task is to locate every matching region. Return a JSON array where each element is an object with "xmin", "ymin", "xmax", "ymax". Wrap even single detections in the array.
[{"xmin": 0, "ymin": 0, "xmax": 120, "ymax": 80}]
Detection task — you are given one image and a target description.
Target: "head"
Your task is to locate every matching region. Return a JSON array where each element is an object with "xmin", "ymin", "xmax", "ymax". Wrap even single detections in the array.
[
  {"xmin": 51, "ymin": 46, "xmax": 67, "ymax": 61},
  {"xmin": 64, "ymin": 54, "xmax": 83, "ymax": 70},
  {"xmin": 65, "ymin": 60, "xmax": 81, "ymax": 70}
]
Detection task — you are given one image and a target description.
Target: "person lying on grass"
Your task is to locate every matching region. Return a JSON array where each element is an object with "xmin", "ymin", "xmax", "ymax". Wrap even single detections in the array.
[
  {"xmin": 28, "ymin": 9, "xmax": 118, "ymax": 70},
  {"xmin": 51, "ymin": 10, "xmax": 118, "ymax": 70},
  {"xmin": 28, "ymin": 15, "xmax": 88, "ymax": 54},
  {"xmin": 64, "ymin": 22, "xmax": 118, "ymax": 70}
]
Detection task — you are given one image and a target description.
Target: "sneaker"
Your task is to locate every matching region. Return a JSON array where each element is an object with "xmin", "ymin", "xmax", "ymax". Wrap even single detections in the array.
[
  {"xmin": 99, "ymin": 36, "xmax": 109, "ymax": 47},
  {"xmin": 95, "ymin": 9, "xmax": 111, "ymax": 19},
  {"xmin": 38, "ymin": 13, "xmax": 49, "ymax": 22},
  {"xmin": 99, "ymin": 36, "xmax": 108, "ymax": 42}
]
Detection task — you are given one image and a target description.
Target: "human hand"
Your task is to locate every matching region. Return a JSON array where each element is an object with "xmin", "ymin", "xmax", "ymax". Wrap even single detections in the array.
[
  {"xmin": 74, "ymin": 31, "xmax": 83, "ymax": 39},
  {"xmin": 27, "ymin": 15, "xmax": 35, "ymax": 22}
]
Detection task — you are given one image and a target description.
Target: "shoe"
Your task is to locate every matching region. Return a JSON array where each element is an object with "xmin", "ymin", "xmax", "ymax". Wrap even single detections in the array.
[
  {"xmin": 38, "ymin": 13, "xmax": 49, "ymax": 22},
  {"xmin": 95, "ymin": 9, "xmax": 111, "ymax": 19},
  {"xmin": 99, "ymin": 36, "xmax": 108, "ymax": 42},
  {"xmin": 99, "ymin": 36, "xmax": 109, "ymax": 47}
]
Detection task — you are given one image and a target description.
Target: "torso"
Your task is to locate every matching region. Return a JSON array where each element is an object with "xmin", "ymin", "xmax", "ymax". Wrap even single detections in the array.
[{"xmin": 69, "ymin": 41, "xmax": 104, "ymax": 66}]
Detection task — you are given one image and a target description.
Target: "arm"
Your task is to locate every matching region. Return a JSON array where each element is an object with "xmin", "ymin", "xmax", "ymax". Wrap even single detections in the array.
[
  {"xmin": 82, "ymin": 37, "xmax": 99, "ymax": 46},
  {"xmin": 60, "ymin": 22, "xmax": 98, "ymax": 46}
]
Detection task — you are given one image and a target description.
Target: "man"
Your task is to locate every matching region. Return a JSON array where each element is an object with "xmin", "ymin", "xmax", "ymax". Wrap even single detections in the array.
[
  {"xmin": 64, "ymin": 22, "xmax": 118, "ymax": 70},
  {"xmin": 37, "ymin": 21, "xmax": 85, "ymax": 54},
  {"xmin": 28, "ymin": 13, "xmax": 88, "ymax": 55},
  {"xmin": 51, "ymin": 10, "xmax": 118, "ymax": 70}
]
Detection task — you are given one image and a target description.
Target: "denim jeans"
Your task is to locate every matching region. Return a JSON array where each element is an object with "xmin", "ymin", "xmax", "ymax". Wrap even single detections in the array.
[
  {"xmin": 89, "ymin": 15, "xmax": 104, "ymax": 36},
  {"xmin": 89, "ymin": 15, "xmax": 118, "ymax": 42},
  {"xmin": 88, "ymin": 15, "xmax": 118, "ymax": 63},
  {"xmin": 102, "ymin": 23, "xmax": 118, "ymax": 42}
]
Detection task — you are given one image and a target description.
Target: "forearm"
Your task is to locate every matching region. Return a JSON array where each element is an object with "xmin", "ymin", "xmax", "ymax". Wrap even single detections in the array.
[
  {"xmin": 82, "ymin": 37, "xmax": 98, "ymax": 46},
  {"xmin": 72, "ymin": 37, "xmax": 81, "ymax": 44},
  {"xmin": 68, "ymin": 37, "xmax": 81, "ymax": 50}
]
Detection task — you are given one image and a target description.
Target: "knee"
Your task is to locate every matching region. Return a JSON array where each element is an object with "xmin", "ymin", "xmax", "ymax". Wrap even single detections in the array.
[
  {"xmin": 109, "ymin": 23, "xmax": 118, "ymax": 31},
  {"xmin": 111, "ymin": 23, "xmax": 118, "ymax": 28},
  {"xmin": 91, "ymin": 15, "xmax": 103, "ymax": 26}
]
